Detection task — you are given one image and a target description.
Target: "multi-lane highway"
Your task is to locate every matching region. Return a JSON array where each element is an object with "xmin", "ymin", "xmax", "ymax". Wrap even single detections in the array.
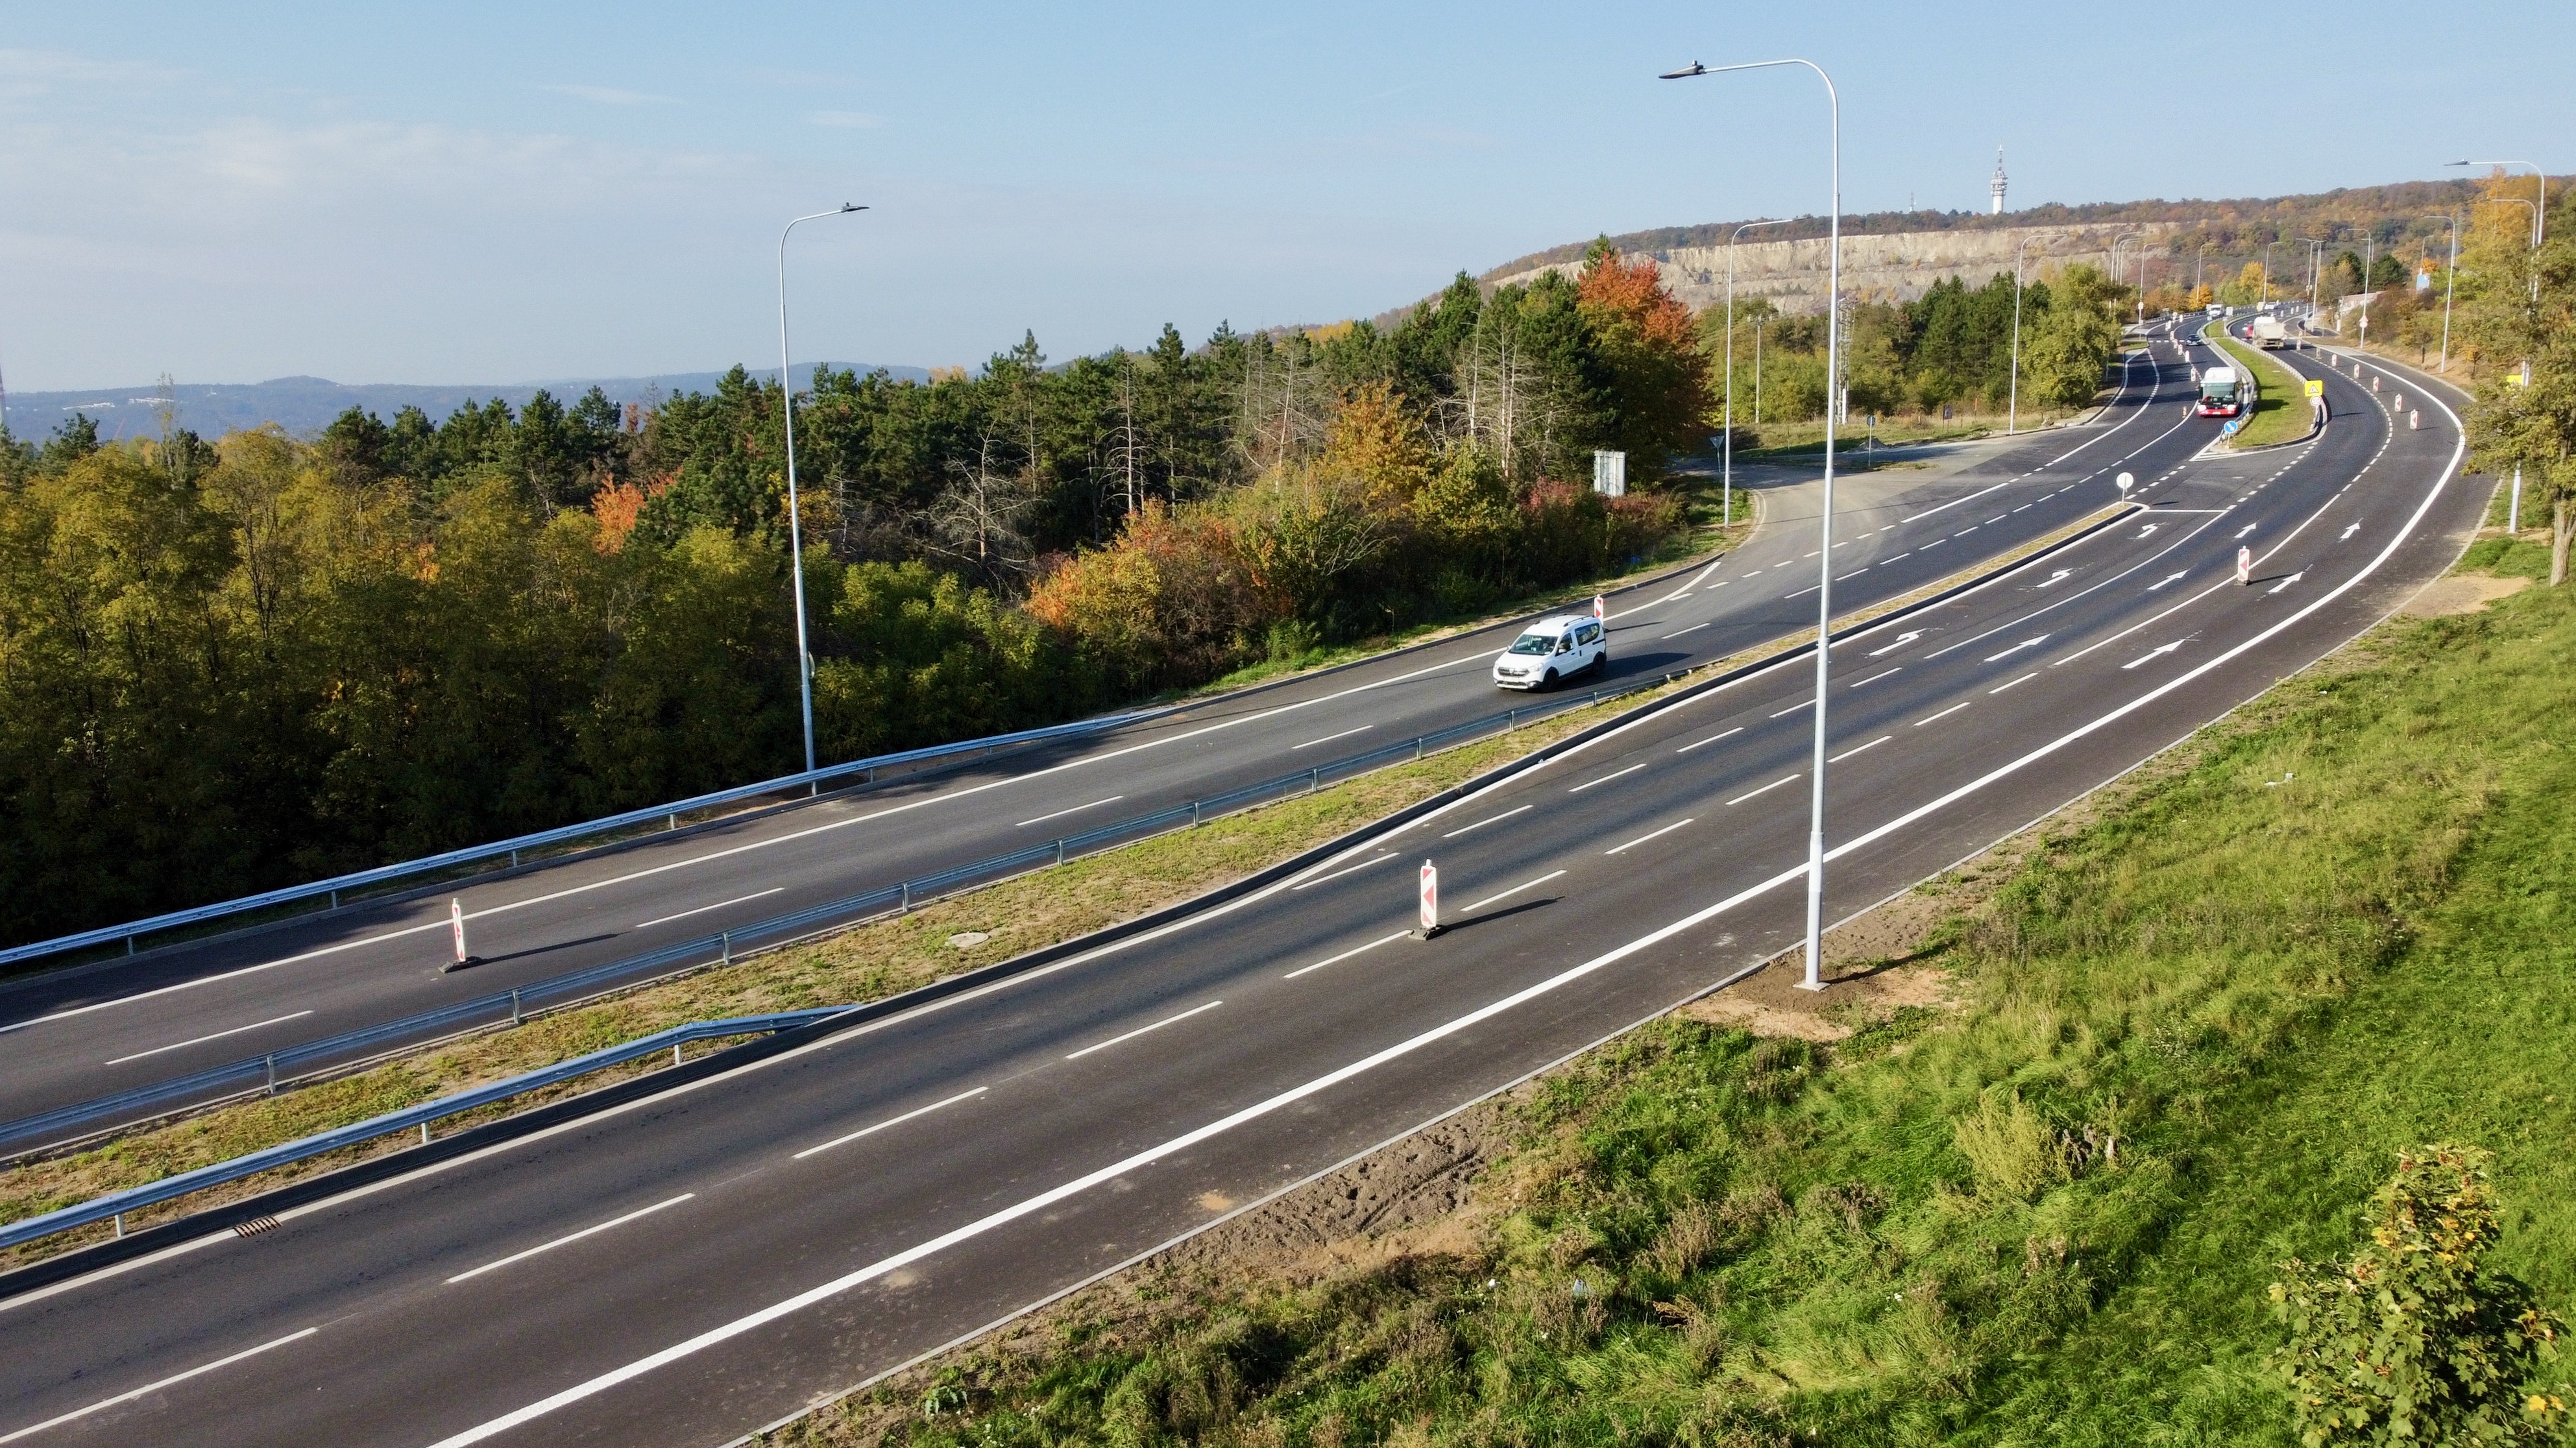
[
  {"xmin": 0, "ymin": 343, "xmax": 2221, "ymax": 1139},
  {"xmin": 0, "ymin": 330, "xmax": 2488, "ymax": 1447}
]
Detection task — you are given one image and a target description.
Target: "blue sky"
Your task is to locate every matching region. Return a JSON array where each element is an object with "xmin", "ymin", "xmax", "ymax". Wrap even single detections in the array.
[{"xmin": 1, "ymin": 1, "xmax": 2562, "ymax": 392}]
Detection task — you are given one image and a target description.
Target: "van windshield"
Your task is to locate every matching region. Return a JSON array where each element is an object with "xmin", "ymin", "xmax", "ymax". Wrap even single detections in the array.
[{"xmin": 1507, "ymin": 631, "xmax": 1556, "ymax": 655}]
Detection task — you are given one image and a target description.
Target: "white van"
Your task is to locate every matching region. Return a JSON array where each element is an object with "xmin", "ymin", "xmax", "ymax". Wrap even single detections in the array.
[{"xmin": 1492, "ymin": 614, "xmax": 1607, "ymax": 690}]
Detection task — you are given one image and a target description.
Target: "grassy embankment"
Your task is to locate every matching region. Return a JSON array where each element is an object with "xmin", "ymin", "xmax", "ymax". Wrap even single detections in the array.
[
  {"xmin": 2210, "ymin": 328, "xmax": 2315, "ymax": 449},
  {"xmin": 766, "ymin": 537, "xmax": 2576, "ymax": 1447}
]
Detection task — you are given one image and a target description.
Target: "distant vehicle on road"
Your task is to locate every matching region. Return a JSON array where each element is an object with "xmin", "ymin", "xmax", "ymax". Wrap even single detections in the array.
[
  {"xmin": 2252, "ymin": 315, "xmax": 2290, "ymax": 349},
  {"xmin": 1493, "ymin": 615, "xmax": 1606, "ymax": 690},
  {"xmin": 2207, "ymin": 303, "xmax": 2226, "ymax": 319},
  {"xmin": 2197, "ymin": 365, "xmax": 2247, "ymax": 418}
]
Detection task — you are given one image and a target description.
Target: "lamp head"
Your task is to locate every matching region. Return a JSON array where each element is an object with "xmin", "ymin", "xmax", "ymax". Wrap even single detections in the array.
[
  {"xmin": 840, "ymin": 202, "xmax": 868, "ymax": 213},
  {"xmin": 1658, "ymin": 62, "xmax": 1708, "ymax": 79}
]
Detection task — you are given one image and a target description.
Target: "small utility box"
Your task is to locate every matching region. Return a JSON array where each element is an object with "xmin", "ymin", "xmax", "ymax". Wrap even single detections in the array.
[{"xmin": 1592, "ymin": 450, "xmax": 1627, "ymax": 497}]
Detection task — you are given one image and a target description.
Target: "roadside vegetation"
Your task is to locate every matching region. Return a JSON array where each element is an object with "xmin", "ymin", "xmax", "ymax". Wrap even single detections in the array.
[{"xmin": 755, "ymin": 538, "xmax": 2576, "ymax": 1447}]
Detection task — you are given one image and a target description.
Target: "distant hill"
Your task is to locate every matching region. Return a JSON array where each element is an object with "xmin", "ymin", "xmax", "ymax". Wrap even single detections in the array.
[{"xmin": 1, "ymin": 362, "xmax": 932, "ymax": 442}]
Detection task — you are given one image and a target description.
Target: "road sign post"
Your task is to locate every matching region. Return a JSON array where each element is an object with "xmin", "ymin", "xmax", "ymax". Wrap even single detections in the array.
[{"xmin": 1415, "ymin": 861, "xmax": 1441, "ymax": 940}]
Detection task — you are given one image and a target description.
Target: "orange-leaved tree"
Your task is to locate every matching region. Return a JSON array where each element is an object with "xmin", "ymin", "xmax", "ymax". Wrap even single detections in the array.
[{"xmin": 1576, "ymin": 241, "xmax": 1714, "ymax": 481}]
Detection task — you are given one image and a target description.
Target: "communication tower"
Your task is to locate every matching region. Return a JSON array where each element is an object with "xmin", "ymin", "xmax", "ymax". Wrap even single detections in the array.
[{"xmin": 1990, "ymin": 147, "xmax": 2008, "ymax": 215}]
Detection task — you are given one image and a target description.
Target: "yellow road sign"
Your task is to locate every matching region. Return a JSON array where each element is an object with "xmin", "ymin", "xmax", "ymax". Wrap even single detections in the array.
[{"xmin": 2305, "ymin": 379, "xmax": 2324, "ymax": 398}]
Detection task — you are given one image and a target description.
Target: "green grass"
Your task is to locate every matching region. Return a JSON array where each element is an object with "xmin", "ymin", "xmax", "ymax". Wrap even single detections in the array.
[
  {"xmin": 771, "ymin": 553, "xmax": 2576, "ymax": 1447},
  {"xmin": 2209, "ymin": 330, "xmax": 2315, "ymax": 449}
]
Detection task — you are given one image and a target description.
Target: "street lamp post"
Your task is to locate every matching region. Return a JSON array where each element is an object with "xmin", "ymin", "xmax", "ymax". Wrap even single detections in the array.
[
  {"xmin": 2009, "ymin": 237, "xmax": 2040, "ymax": 435},
  {"xmin": 2111, "ymin": 233, "xmax": 2148, "ymax": 325},
  {"xmin": 776, "ymin": 202, "xmax": 868, "ymax": 779},
  {"xmin": 2194, "ymin": 241, "xmax": 2208, "ymax": 303},
  {"xmin": 1723, "ymin": 219, "xmax": 1792, "ymax": 527},
  {"xmin": 1661, "ymin": 56, "xmax": 1843, "ymax": 993},
  {"xmin": 2261, "ymin": 240, "xmax": 2274, "ymax": 305},
  {"xmin": 2298, "ymin": 235, "xmax": 2328, "ymax": 322},
  {"xmin": 1753, "ymin": 316, "xmax": 1765, "ymax": 425},
  {"xmin": 2424, "ymin": 211, "xmax": 2460, "ymax": 371}
]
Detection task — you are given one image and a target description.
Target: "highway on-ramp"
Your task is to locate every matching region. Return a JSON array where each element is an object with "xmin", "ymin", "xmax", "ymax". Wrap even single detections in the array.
[
  {"xmin": 0, "ymin": 342, "xmax": 2218, "ymax": 1140},
  {"xmin": 0, "ymin": 335, "xmax": 2489, "ymax": 1447}
]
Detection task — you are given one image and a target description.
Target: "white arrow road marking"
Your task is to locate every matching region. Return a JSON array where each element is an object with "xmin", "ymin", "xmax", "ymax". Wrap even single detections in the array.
[
  {"xmin": 1982, "ymin": 636, "xmax": 2049, "ymax": 663},
  {"xmin": 1866, "ymin": 630, "xmax": 1924, "ymax": 657},
  {"xmin": 2034, "ymin": 569, "xmax": 2073, "ymax": 590},
  {"xmin": 2135, "ymin": 524, "xmax": 2158, "ymax": 538},
  {"xmin": 2267, "ymin": 571, "xmax": 2305, "ymax": 596},
  {"xmin": 2147, "ymin": 571, "xmax": 2188, "ymax": 592},
  {"xmin": 2121, "ymin": 640, "xmax": 2186, "ymax": 670},
  {"xmin": 2235, "ymin": 524, "xmax": 2258, "ymax": 539},
  {"xmin": 2340, "ymin": 523, "xmax": 2361, "ymax": 540}
]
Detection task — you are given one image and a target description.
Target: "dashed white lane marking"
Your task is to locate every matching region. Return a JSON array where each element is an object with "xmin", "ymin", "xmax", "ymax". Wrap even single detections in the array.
[
  {"xmin": 1726, "ymin": 774, "xmax": 1803, "ymax": 806},
  {"xmin": 637, "ymin": 887, "xmax": 784, "ymax": 930},
  {"xmin": 1290, "ymin": 725, "xmax": 1372, "ymax": 751},
  {"xmin": 1676, "ymin": 727, "xmax": 1744, "ymax": 754},
  {"xmin": 447, "ymin": 1194, "xmax": 699, "ymax": 1281},
  {"xmin": 1847, "ymin": 668, "xmax": 1901, "ymax": 688},
  {"xmin": 103, "ymin": 1009, "xmax": 316, "ymax": 1067},
  {"xmin": 1662, "ymin": 620, "xmax": 1712, "ymax": 640},
  {"xmin": 1291, "ymin": 853, "xmax": 1397, "ymax": 891},
  {"xmin": 1569, "ymin": 762, "xmax": 1649, "ymax": 793},
  {"xmin": 1014, "ymin": 796, "xmax": 1124, "ymax": 829},
  {"xmin": 1064, "ymin": 1000, "xmax": 1223, "ymax": 1061},
  {"xmin": 1605, "ymin": 818, "xmax": 1695, "ymax": 856},
  {"xmin": 1988, "ymin": 671, "xmax": 2038, "ymax": 694},
  {"xmin": 1442, "ymin": 804, "xmax": 1533, "ymax": 839},
  {"xmin": 0, "ymin": 1328, "xmax": 321, "ymax": 1445},
  {"xmin": 794, "ymin": 1089, "xmax": 988, "ymax": 1161},
  {"xmin": 1459, "ymin": 871, "xmax": 1568, "ymax": 914},
  {"xmin": 1828, "ymin": 735, "xmax": 1892, "ymax": 764},
  {"xmin": 1283, "ymin": 931, "xmax": 1411, "ymax": 980},
  {"xmin": 1914, "ymin": 701, "xmax": 1972, "ymax": 727},
  {"xmin": 2121, "ymin": 640, "xmax": 2187, "ymax": 670},
  {"xmin": 1981, "ymin": 636, "xmax": 2049, "ymax": 662},
  {"xmin": 1769, "ymin": 700, "xmax": 1813, "ymax": 719}
]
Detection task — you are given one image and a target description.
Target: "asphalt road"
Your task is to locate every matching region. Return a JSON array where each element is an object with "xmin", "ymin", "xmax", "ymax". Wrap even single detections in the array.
[
  {"xmin": 0, "ymin": 333, "xmax": 2488, "ymax": 1447},
  {"xmin": 0, "ymin": 343, "xmax": 2224, "ymax": 1138}
]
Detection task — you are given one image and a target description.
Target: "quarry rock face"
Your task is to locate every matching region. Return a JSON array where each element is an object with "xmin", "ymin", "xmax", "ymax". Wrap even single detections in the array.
[{"xmin": 1490, "ymin": 221, "xmax": 2188, "ymax": 313}]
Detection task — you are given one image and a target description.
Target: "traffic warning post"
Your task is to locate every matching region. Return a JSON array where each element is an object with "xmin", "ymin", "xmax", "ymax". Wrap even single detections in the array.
[
  {"xmin": 2237, "ymin": 546, "xmax": 2252, "ymax": 585},
  {"xmin": 442, "ymin": 897, "xmax": 484, "ymax": 972},
  {"xmin": 1414, "ymin": 860, "xmax": 1442, "ymax": 940}
]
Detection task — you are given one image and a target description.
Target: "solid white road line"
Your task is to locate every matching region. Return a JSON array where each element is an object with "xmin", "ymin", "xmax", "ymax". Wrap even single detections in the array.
[
  {"xmin": 1459, "ymin": 871, "xmax": 1568, "ymax": 914},
  {"xmin": 1291, "ymin": 853, "xmax": 1398, "ymax": 891},
  {"xmin": 1726, "ymin": 774, "xmax": 1801, "ymax": 806},
  {"xmin": 635, "ymin": 887, "xmax": 784, "ymax": 930},
  {"xmin": 1283, "ymin": 931, "xmax": 1411, "ymax": 981},
  {"xmin": 1605, "ymin": 819, "xmax": 1694, "ymax": 855},
  {"xmin": 1913, "ymin": 701, "xmax": 1972, "ymax": 727},
  {"xmin": 1676, "ymin": 727, "xmax": 1744, "ymax": 754},
  {"xmin": 1568, "ymin": 762, "xmax": 1647, "ymax": 793},
  {"xmin": 423, "ymin": 393, "xmax": 2464, "ymax": 1445},
  {"xmin": 1064, "ymin": 1000, "xmax": 1224, "ymax": 1061},
  {"xmin": 1015, "ymin": 796, "xmax": 1124, "ymax": 829},
  {"xmin": 445, "ymin": 1194, "xmax": 698, "ymax": 1283},
  {"xmin": 0, "ymin": 1327, "xmax": 319, "ymax": 1444},
  {"xmin": 1828, "ymin": 736, "xmax": 1892, "ymax": 764},
  {"xmin": 101, "ymin": 1010, "xmax": 315, "ymax": 1067},
  {"xmin": 1442, "ymin": 805, "xmax": 1533, "ymax": 839},
  {"xmin": 792, "ymin": 1089, "xmax": 988, "ymax": 1161},
  {"xmin": 1291, "ymin": 725, "xmax": 1373, "ymax": 751}
]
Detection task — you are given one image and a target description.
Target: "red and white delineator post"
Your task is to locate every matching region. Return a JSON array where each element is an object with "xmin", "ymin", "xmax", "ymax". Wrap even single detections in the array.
[
  {"xmin": 2237, "ymin": 546, "xmax": 2253, "ymax": 585},
  {"xmin": 1415, "ymin": 860, "xmax": 1441, "ymax": 940},
  {"xmin": 1592, "ymin": 594, "xmax": 1605, "ymax": 622},
  {"xmin": 443, "ymin": 897, "xmax": 480, "ymax": 972}
]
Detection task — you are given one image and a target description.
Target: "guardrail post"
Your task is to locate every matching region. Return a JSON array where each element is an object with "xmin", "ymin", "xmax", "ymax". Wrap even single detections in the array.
[
  {"xmin": 509, "ymin": 849, "xmax": 520, "ymax": 868},
  {"xmin": 720, "ymin": 932, "xmax": 731, "ymax": 967},
  {"xmin": 419, "ymin": 1122, "xmax": 430, "ymax": 1145},
  {"xmin": 509, "ymin": 989, "xmax": 522, "ymax": 1026},
  {"xmin": 900, "ymin": 882, "xmax": 910, "ymax": 913},
  {"xmin": 668, "ymin": 813, "xmax": 677, "ymax": 831},
  {"xmin": 1309, "ymin": 767, "xmax": 1318, "ymax": 794},
  {"xmin": 330, "ymin": 890, "xmax": 339, "ymax": 910},
  {"xmin": 126, "ymin": 936, "xmax": 136, "ymax": 956},
  {"xmin": 672, "ymin": 1043, "xmax": 682, "ymax": 1068},
  {"xmin": 114, "ymin": 1213, "xmax": 123, "ymax": 1239},
  {"xmin": 1191, "ymin": 800, "xmax": 1201, "ymax": 826},
  {"xmin": 265, "ymin": 1054, "xmax": 276, "ymax": 1095},
  {"xmin": 1056, "ymin": 839, "xmax": 1066, "ymax": 865}
]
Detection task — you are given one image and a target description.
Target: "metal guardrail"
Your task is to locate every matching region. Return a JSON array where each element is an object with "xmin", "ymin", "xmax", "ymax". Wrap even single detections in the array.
[
  {"xmin": 0, "ymin": 707, "xmax": 1176, "ymax": 971},
  {"xmin": 0, "ymin": 673, "xmax": 1672, "ymax": 1157},
  {"xmin": 0, "ymin": 1008, "xmax": 847, "ymax": 1251}
]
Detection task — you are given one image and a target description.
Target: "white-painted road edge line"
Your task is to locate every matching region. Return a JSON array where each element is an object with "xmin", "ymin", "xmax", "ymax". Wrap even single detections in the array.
[
  {"xmin": 1458, "ymin": 871, "xmax": 1568, "ymax": 915},
  {"xmin": 1290, "ymin": 854, "xmax": 1398, "ymax": 891},
  {"xmin": 1063, "ymin": 1000, "xmax": 1223, "ymax": 1061},
  {"xmin": 1440, "ymin": 806, "xmax": 1532, "ymax": 839},
  {"xmin": 0, "ymin": 1327, "xmax": 318, "ymax": 1444},
  {"xmin": 1605, "ymin": 819, "xmax": 1694, "ymax": 856},
  {"xmin": 793, "ymin": 1089, "xmax": 989, "ymax": 1161},
  {"xmin": 445, "ymin": 1194, "xmax": 697, "ymax": 1284},
  {"xmin": 1283, "ymin": 932, "xmax": 1411, "ymax": 981},
  {"xmin": 636, "ymin": 888, "xmax": 784, "ymax": 931},
  {"xmin": 101, "ymin": 1009, "xmax": 316, "ymax": 1067},
  {"xmin": 1014, "ymin": 796, "xmax": 1124, "ymax": 830},
  {"xmin": 1567, "ymin": 762, "xmax": 1647, "ymax": 793}
]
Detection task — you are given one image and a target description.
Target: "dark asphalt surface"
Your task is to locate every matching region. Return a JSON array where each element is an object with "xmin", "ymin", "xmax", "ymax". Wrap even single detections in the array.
[
  {"xmin": 0, "ymin": 343, "xmax": 2222, "ymax": 1136},
  {"xmin": 0, "ymin": 326, "xmax": 2492, "ymax": 1447}
]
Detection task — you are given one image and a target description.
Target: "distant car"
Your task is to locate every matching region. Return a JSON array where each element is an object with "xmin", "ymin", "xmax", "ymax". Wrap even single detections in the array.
[{"xmin": 1493, "ymin": 615, "xmax": 1607, "ymax": 690}]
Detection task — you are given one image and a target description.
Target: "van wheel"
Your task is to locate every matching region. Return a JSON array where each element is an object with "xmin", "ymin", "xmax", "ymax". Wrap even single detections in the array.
[
  {"xmin": 1540, "ymin": 668, "xmax": 1558, "ymax": 690},
  {"xmin": 1594, "ymin": 649, "xmax": 1610, "ymax": 675}
]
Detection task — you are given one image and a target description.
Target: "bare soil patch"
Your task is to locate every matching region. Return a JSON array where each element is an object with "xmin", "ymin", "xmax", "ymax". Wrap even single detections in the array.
[{"xmin": 2402, "ymin": 570, "xmax": 2529, "ymax": 617}]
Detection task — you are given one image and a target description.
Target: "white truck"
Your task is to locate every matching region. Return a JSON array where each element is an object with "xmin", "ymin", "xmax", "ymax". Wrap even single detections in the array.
[{"xmin": 2251, "ymin": 315, "xmax": 2290, "ymax": 350}]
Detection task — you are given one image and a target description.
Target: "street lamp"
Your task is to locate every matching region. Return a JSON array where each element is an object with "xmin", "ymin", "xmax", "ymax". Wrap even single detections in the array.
[
  {"xmin": 1660, "ymin": 56, "xmax": 1843, "ymax": 993},
  {"xmin": 2008, "ymin": 237, "xmax": 2041, "ymax": 435},
  {"xmin": 777, "ymin": 201, "xmax": 868, "ymax": 778},
  {"xmin": 2111, "ymin": 233, "xmax": 2148, "ymax": 325},
  {"xmin": 2448, "ymin": 160, "xmax": 2547, "ymax": 246},
  {"xmin": 1723, "ymin": 218, "xmax": 1791, "ymax": 528},
  {"xmin": 2261, "ymin": 240, "xmax": 2274, "ymax": 305},
  {"xmin": 2298, "ymin": 234, "xmax": 2329, "ymax": 322},
  {"xmin": 2423, "ymin": 211, "xmax": 2460, "ymax": 370}
]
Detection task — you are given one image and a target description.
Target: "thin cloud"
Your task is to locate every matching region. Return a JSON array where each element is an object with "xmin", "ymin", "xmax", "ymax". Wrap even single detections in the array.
[
  {"xmin": 545, "ymin": 84, "xmax": 677, "ymax": 106},
  {"xmin": 807, "ymin": 110, "xmax": 884, "ymax": 128}
]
